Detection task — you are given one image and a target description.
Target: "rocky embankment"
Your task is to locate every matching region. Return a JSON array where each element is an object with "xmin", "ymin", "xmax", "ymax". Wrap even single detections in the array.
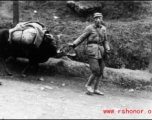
[{"xmin": 38, "ymin": 57, "xmax": 152, "ymax": 91}]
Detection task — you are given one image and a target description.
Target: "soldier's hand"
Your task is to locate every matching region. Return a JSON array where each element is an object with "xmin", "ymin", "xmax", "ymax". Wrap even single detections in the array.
[
  {"xmin": 104, "ymin": 49, "xmax": 111, "ymax": 60},
  {"xmin": 106, "ymin": 49, "xmax": 111, "ymax": 53},
  {"xmin": 68, "ymin": 43, "xmax": 75, "ymax": 48}
]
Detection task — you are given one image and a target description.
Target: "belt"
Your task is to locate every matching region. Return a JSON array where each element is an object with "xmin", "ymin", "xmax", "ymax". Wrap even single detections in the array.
[
  {"xmin": 87, "ymin": 42, "xmax": 103, "ymax": 45},
  {"xmin": 87, "ymin": 41, "xmax": 98, "ymax": 44}
]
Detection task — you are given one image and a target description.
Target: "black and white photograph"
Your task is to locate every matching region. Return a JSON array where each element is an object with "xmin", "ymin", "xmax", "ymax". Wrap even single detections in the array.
[{"xmin": 0, "ymin": 0, "xmax": 152, "ymax": 119}]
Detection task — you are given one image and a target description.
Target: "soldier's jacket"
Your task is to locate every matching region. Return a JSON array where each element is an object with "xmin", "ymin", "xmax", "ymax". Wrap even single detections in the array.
[{"xmin": 73, "ymin": 24, "xmax": 109, "ymax": 59}]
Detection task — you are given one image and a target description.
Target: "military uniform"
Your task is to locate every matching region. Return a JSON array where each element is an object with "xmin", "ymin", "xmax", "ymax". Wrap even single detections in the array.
[{"xmin": 73, "ymin": 23, "xmax": 108, "ymax": 76}]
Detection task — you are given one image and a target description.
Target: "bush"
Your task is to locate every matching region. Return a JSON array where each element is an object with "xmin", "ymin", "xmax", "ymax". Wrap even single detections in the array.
[
  {"xmin": 64, "ymin": 21, "xmax": 151, "ymax": 70},
  {"xmin": 96, "ymin": 1, "xmax": 150, "ymax": 20},
  {"xmin": 0, "ymin": 22, "xmax": 13, "ymax": 29},
  {"xmin": 67, "ymin": 1, "xmax": 150, "ymax": 20}
]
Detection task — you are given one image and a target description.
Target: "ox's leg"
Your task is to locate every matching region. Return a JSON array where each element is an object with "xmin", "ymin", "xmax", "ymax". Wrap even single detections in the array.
[
  {"xmin": 21, "ymin": 62, "xmax": 39, "ymax": 77},
  {"xmin": 32, "ymin": 62, "xmax": 39, "ymax": 76},
  {"xmin": 31, "ymin": 62, "xmax": 41, "ymax": 80},
  {"xmin": 35, "ymin": 64, "xmax": 43, "ymax": 81},
  {"xmin": 1, "ymin": 59, "xmax": 12, "ymax": 76},
  {"xmin": 0, "ymin": 49, "xmax": 12, "ymax": 76},
  {"xmin": 21, "ymin": 63, "xmax": 32, "ymax": 77},
  {"xmin": 5, "ymin": 56, "xmax": 16, "ymax": 63}
]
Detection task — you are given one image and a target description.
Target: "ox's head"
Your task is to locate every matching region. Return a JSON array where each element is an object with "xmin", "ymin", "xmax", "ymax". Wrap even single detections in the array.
[
  {"xmin": 57, "ymin": 44, "xmax": 76, "ymax": 57},
  {"xmin": 45, "ymin": 32, "xmax": 76, "ymax": 59},
  {"xmin": 55, "ymin": 34, "xmax": 77, "ymax": 58},
  {"xmin": 45, "ymin": 33, "xmax": 57, "ymax": 47}
]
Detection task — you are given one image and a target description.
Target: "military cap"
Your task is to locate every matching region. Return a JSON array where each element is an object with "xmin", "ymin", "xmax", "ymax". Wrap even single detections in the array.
[{"xmin": 94, "ymin": 12, "xmax": 103, "ymax": 18}]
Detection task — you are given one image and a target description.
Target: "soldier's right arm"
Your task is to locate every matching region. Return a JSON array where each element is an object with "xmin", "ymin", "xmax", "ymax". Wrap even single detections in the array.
[{"xmin": 72, "ymin": 26, "xmax": 91, "ymax": 47}]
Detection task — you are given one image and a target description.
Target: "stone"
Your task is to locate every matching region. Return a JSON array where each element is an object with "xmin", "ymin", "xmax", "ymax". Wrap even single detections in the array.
[{"xmin": 67, "ymin": 1, "xmax": 102, "ymax": 16}]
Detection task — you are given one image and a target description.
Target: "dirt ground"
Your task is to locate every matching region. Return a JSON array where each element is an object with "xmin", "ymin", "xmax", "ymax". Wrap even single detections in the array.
[{"xmin": 0, "ymin": 70, "xmax": 152, "ymax": 119}]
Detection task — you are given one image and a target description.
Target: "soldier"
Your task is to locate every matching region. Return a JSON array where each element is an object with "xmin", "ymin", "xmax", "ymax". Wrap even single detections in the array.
[{"xmin": 68, "ymin": 12, "xmax": 110, "ymax": 95}]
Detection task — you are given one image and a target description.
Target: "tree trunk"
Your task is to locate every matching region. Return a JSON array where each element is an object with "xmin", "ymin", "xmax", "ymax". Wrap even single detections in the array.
[
  {"xmin": 13, "ymin": 1, "xmax": 19, "ymax": 27},
  {"xmin": 149, "ymin": 39, "xmax": 152, "ymax": 73}
]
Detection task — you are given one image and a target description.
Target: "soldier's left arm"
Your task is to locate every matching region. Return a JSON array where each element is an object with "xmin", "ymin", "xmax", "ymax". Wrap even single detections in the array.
[{"xmin": 103, "ymin": 27, "xmax": 110, "ymax": 51}]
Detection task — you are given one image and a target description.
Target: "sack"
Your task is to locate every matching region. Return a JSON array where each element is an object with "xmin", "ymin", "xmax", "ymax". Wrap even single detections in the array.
[
  {"xmin": 22, "ymin": 28, "xmax": 36, "ymax": 44},
  {"xmin": 12, "ymin": 27, "xmax": 37, "ymax": 44},
  {"xmin": 12, "ymin": 31, "xmax": 23, "ymax": 42}
]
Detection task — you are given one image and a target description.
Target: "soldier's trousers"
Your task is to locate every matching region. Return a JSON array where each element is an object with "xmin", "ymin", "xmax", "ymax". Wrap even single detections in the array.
[{"xmin": 86, "ymin": 57, "xmax": 105, "ymax": 90}]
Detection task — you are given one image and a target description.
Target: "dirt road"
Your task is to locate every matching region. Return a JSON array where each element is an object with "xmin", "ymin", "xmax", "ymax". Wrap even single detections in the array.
[{"xmin": 0, "ymin": 74, "xmax": 152, "ymax": 119}]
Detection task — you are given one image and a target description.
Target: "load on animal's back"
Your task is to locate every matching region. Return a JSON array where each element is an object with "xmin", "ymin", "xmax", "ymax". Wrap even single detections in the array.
[
  {"xmin": 11, "ymin": 27, "xmax": 36, "ymax": 45},
  {"xmin": 8, "ymin": 21, "xmax": 49, "ymax": 48},
  {"xmin": 8, "ymin": 21, "xmax": 58, "ymax": 60}
]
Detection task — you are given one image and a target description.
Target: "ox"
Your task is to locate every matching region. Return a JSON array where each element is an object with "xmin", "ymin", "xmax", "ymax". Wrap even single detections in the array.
[{"xmin": 0, "ymin": 21, "xmax": 68, "ymax": 77}]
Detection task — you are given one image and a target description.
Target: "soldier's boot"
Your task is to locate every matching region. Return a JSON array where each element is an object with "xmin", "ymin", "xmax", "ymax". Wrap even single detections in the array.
[
  {"xmin": 85, "ymin": 74, "xmax": 96, "ymax": 94},
  {"xmin": 94, "ymin": 76, "xmax": 104, "ymax": 95}
]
